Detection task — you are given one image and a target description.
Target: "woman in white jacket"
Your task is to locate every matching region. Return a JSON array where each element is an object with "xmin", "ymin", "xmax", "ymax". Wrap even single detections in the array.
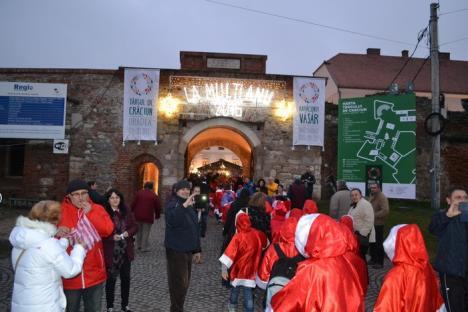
[{"xmin": 9, "ymin": 200, "xmax": 86, "ymax": 312}]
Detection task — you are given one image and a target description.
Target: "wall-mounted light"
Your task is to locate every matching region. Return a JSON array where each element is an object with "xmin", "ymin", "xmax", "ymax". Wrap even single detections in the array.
[
  {"xmin": 159, "ymin": 93, "xmax": 179, "ymax": 117},
  {"xmin": 274, "ymin": 99, "xmax": 294, "ymax": 121}
]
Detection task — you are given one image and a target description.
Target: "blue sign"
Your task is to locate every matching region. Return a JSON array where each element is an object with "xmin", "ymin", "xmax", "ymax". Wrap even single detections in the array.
[{"xmin": 0, "ymin": 82, "xmax": 67, "ymax": 139}]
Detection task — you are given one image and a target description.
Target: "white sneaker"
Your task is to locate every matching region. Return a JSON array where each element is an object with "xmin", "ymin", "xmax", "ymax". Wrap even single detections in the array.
[{"xmin": 228, "ymin": 303, "xmax": 236, "ymax": 312}]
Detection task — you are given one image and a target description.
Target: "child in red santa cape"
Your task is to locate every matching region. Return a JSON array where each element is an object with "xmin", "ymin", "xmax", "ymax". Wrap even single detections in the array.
[
  {"xmin": 373, "ymin": 224, "xmax": 445, "ymax": 312},
  {"xmin": 267, "ymin": 213, "xmax": 365, "ymax": 312},
  {"xmin": 219, "ymin": 210, "xmax": 268, "ymax": 312}
]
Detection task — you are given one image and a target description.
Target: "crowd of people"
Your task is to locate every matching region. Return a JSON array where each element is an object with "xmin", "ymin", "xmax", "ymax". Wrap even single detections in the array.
[{"xmin": 7, "ymin": 170, "xmax": 468, "ymax": 312}]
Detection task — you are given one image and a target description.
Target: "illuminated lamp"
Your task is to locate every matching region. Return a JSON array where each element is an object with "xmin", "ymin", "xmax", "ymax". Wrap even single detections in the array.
[
  {"xmin": 160, "ymin": 93, "xmax": 179, "ymax": 117},
  {"xmin": 275, "ymin": 99, "xmax": 294, "ymax": 121}
]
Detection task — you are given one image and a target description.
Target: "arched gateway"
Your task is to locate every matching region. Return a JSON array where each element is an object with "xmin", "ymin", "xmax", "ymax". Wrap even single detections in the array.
[{"xmin": 179, "ymin": 118, "xmax": 261, "ymax": 178}]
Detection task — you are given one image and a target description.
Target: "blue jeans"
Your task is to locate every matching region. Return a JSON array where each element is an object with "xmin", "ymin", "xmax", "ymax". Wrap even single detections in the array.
[
  {"xmin": 64, "ymin": 282, "xmax": 104, "ymax": 312},
  {"xmin": 229, "ymin": 286, "xmax": 254, "ymax": 312}
]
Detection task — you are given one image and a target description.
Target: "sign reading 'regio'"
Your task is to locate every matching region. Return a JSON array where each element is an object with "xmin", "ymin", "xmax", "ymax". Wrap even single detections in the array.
[{"xmin": 170, "ymin": 76, "xmax": 286, "ymax": 118}]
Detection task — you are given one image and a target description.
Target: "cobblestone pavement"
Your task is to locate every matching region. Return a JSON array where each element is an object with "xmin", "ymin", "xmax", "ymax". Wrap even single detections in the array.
[{"xmin": 0, "ymin": 215, "xmax": 390, "ymax": 312}]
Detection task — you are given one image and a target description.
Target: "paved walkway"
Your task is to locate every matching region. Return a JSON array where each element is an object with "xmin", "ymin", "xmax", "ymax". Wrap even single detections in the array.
[{"xmin": 0, "ymin": 215, "xmax": 390, "ymax": 311}]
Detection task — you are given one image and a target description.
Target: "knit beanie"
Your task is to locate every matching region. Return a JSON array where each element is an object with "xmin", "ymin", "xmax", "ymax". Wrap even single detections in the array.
[{"xmin": 66, "ymin": 179, "xmax": 89, "ymax": 194}]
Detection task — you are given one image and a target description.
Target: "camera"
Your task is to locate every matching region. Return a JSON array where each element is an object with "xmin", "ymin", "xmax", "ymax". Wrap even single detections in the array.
[{"xmin": 194, "ymin": 194, "xmax": 208, "ymax": 208}]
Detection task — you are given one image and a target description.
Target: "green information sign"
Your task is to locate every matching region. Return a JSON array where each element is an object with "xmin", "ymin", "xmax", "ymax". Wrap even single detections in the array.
[{"xmin": 338, "ymin": 94, "xmax": 416, "ymax": 199}]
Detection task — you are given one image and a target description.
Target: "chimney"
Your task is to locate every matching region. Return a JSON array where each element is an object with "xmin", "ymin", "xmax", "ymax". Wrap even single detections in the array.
[
  {"xmin": 401, "ymin": 50, "xmax": 409, "ymax": 57},
  {"xmin": 439, "ymin": 52, "xmax": 450, "ymax": 60},
  {"xmin": 366, "ymin": 48, "xmax": 381, "ymax": 55}
]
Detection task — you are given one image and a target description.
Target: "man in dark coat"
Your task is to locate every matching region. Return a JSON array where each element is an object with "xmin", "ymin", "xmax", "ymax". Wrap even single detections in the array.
[
  {"xmin": 88, "ymin": 180, "xmax": 106, "ymax": 206},
  {"xmin": 165, "ymin": 179, "xmax": 201, "ymax": 312},
  {"xmin": 131, "ymin": 181, "xmax": 161, "ymax": 252},
  {"xmin": 429, "ymin": 187, "xmax": 468, "ymax": 311}
]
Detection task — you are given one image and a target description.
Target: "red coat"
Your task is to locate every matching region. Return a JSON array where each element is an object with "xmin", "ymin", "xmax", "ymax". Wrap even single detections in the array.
[
  {"xmin": 131, "ymin": 189, "xmax": 161, "ymax": 224},
  {"xmin": 374, "ymin": 224, "xmax": 445, "ymax": 312},
  {"xmin": 58, "ymin": 198, "xmax": 114, "ymax": 289},
  {"xmin": 257, "ymin": 217, "xmax": 300, "ymax": 288},
  {"xmin": 219, "ymin": 212, "xmax": 268, "ymax": 288},
  {"xmin": 269, "ymin": 214, "xmax": 364, "ymax": 312}
]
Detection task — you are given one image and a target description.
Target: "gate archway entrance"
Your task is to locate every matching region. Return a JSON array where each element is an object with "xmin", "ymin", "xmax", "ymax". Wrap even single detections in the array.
[{"xmin": 186, "ymin": 127, "xmax": 252, "ymax": 177}]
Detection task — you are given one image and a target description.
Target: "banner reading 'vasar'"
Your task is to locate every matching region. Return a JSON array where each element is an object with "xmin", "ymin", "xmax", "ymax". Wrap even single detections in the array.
[
  {"xmin": 293, "ymin": 77, "xmax": 325, "ymax": 147},
  {"xmin": 123, "ymin": 68, "xmax": 160, "ymax": 142}
]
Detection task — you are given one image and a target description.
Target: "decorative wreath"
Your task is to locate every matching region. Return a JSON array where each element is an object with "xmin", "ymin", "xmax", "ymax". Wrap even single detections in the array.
[
  {"xmin": 367, "ymin": 166, "xmax": 382, "ymax": 180},
  {"xmin": 298, "ymin": 82, "xmax": 320, "ymax": 104},
  {"xmin": 130, "ymin": 73, "xmax": 154, "ymax": 96}
]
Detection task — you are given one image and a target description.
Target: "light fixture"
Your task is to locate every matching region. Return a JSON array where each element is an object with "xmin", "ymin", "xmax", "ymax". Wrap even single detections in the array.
[
  {"xmin": 159, "ymin": 93, "xmax": 179, "ymax": 117},
  {"xmin": 274, "ymin": 99, "xmax": 294, "ymax": 121}
]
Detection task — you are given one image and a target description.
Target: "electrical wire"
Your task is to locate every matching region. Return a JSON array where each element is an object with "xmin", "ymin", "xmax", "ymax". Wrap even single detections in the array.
[
  {"xmin": 204, "ymin": 0, "xmax": 413, "ymax": 46},
  {"xmin": 388, "ymin": 26, "xmax": 428, "ymax": 86},
  {"xmin": 440, "ymin": 36, "xmax": 468, "ymax": 47},
  {"xmin": 439, "ymin": 8, "xmax": 468, "ymax": 16},
  {"xmin": 410, "ymin": 56, "xmax": 430, "ymax": 83}
]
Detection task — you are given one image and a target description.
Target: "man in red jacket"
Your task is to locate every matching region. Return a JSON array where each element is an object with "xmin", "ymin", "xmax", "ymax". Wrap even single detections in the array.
[
  {"xmin": 57, "ymin": 179, "xmax": 114, "ymax": 312},
  {"xmin": 131, "ymin": 181, "xmax": 161, "ymax": 252}
]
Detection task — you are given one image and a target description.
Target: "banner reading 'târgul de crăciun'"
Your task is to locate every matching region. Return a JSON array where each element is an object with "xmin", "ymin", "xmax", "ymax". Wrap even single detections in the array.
[
  {"xmin": 292, "ymin": 77, "xmax": 325, "ymax": 147},
  {"xmin": 123, "ymin": 68, "xmax": 160, "ymax": 142}
]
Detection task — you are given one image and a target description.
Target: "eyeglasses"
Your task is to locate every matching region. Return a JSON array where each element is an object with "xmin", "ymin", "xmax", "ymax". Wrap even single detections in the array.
[{"xmin": 70, "ymin": 191, "xmax": 89, "ymax": 198}]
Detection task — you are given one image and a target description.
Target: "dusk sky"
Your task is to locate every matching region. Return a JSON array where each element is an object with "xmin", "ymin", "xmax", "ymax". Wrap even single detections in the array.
[{"xmin": 0, "ymin": 0, "xmax": 467, "ymax": 76}]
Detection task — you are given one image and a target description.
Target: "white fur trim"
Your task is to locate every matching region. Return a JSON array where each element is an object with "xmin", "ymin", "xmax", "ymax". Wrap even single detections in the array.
[
  {"xmin": 295, "ymin": 213, "xmax": 320, "ymax": 258},
  {"xmin": 383, "ymin": 224, "xmax": 407, "ymax": 262},
  {"xmin": 256, "ymin": 274, "xmax": 268, "ymax": 290},
  {"xmin": 436, "ymin": 303, "xmax": 447, "ymax": 312},
  {"xmin": 230, "ymin": 278, "xmax": 256, "ymax": 288},
  {"xmin": 16, "ymin": 215, "xmax": 57, "ymax": 237},
  {"xmin": 219, "ymin": 254, "xmax": 233, "ymax": 269}
]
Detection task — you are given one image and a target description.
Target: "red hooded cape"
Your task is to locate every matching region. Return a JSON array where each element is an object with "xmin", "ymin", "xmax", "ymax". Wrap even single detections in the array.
[
  {"xmin": 257, "ymin": 217, "xmax": 301, "ymax": 289},
  {"xmin": 219, "ymin": 211, "xmax": 268, "ymax": 288},
  {"xmin": 374, "ymin": 224, "xmax": 445, "ymax": 312},
  {"xmin": 303, "ymin": 199, "xmax": 318, "ymax": 214},
  {"xmin": 269, "ymin": 214, "xmax": 365, "ymax": 312}
]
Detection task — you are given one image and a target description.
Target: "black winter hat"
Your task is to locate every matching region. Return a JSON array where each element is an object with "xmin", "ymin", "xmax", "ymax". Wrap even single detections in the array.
[
  {"xmin": 66, "ymin": 179, "xmax": 89, "ymax": 194},
  {"xmin": 174, "ymin": 180, "xmax": 191, "ymax": 192}
]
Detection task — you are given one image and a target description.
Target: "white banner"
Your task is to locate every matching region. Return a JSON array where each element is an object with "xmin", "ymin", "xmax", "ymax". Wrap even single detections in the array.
[
  {"xmin": 123, "ymin": 68, "xmax": 160, "ymax": 142},
  {"xmin": 292, "ymin": 77, "xmax": 325, "ymax": 146},
  {"xmin": 0, "ymin": 81, "xmax": 67, "ymax": 139}
]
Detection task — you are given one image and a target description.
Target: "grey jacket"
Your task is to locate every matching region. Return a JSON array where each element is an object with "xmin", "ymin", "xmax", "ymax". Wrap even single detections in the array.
[{"xmin": 329, "ymin": 190, "xmax": 351, "ymax": 220}]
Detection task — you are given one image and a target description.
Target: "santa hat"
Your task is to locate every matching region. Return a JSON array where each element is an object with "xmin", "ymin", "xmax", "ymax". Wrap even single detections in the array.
[
  {"xmin": 383, "ymin": 224, "xmax": 407, "ymax": 262},
  {"xmin": 303, "ymin": 199, "xmax": 318, "ymax": 214},
  {"xmin": 295, "ymin": 213, "xmax": 347, "ymax": 259},
  {"xmin": 339, "ymin": 215, "xmax": 354, "ymax": 233},
  {"xmin": 384, "ymin": 224, "xmax": 429, "ymax": 268},
  {"xmin": 273, "ymin": 201, "xmax": 288, "ymax": 217},
  {"xmin": 234, "ymin": 210, "xmax": 251, "ymax": 233}
]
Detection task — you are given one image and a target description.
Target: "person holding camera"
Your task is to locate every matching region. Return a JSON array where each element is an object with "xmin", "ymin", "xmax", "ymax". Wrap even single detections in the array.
[
  {"xmin": 192, "ymin": 185, "xmax": 209, "ymax": 238},
  {"xmin": 429, "ymin": 187, "xmax": 468, "ymax": 312},
  {"xmin": 164, "ymin": 179, "xmax": 201, "ymax": 312}
]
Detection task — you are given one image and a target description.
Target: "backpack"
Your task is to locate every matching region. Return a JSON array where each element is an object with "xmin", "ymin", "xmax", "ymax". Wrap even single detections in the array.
[{"xmin": 265, "ymin": 244, "xmax": 305, "ymax": 307}]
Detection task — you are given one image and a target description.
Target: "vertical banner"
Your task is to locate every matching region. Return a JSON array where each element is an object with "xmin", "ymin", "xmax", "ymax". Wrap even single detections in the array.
[
  {"xmin": 123, "ymin": 68, "xmax": 160, "ymax": 142},
  {"xmin": 293, "ymin": 77, "xmax": 325, "ymax": 146},
  {"xmin": 338, "ymin": 94, "xmax": 416, "ymax": 199}
]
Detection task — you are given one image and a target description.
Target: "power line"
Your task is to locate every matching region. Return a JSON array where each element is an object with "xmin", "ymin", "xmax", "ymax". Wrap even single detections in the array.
[
  {"xmin": 388, "ymin": 26, "xmax": 428, "ymax": 86},
  {"xmin": 411, "ymin": 55, "xmax": 430, "ymax": 83},
  {"xmin": 440, "ymin": 36, "xmax": 468, "ymax": 47},
  {"xmin": 439, "ymin": 8, "xmax": 468, "ymax": 16},
  {"xmin": 204, "ymin": 0, "xmax": 413, "ymax": 46}
]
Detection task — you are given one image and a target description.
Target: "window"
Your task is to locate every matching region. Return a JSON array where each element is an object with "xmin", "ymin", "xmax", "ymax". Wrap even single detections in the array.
[{"xmin": 1, "ymin": 140, "xmax": 25, "ymax": 177}]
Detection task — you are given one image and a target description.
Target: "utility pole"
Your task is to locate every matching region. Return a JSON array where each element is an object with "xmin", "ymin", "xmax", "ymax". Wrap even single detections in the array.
[{"xmin": 430, "ymin": 3, "xmax": 440, "ymax": 210}]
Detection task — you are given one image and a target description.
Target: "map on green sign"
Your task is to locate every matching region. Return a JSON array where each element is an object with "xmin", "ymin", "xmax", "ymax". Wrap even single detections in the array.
[{"xmin": 338, "ymin": 94, "xmax": 416, "ymax": 198}]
